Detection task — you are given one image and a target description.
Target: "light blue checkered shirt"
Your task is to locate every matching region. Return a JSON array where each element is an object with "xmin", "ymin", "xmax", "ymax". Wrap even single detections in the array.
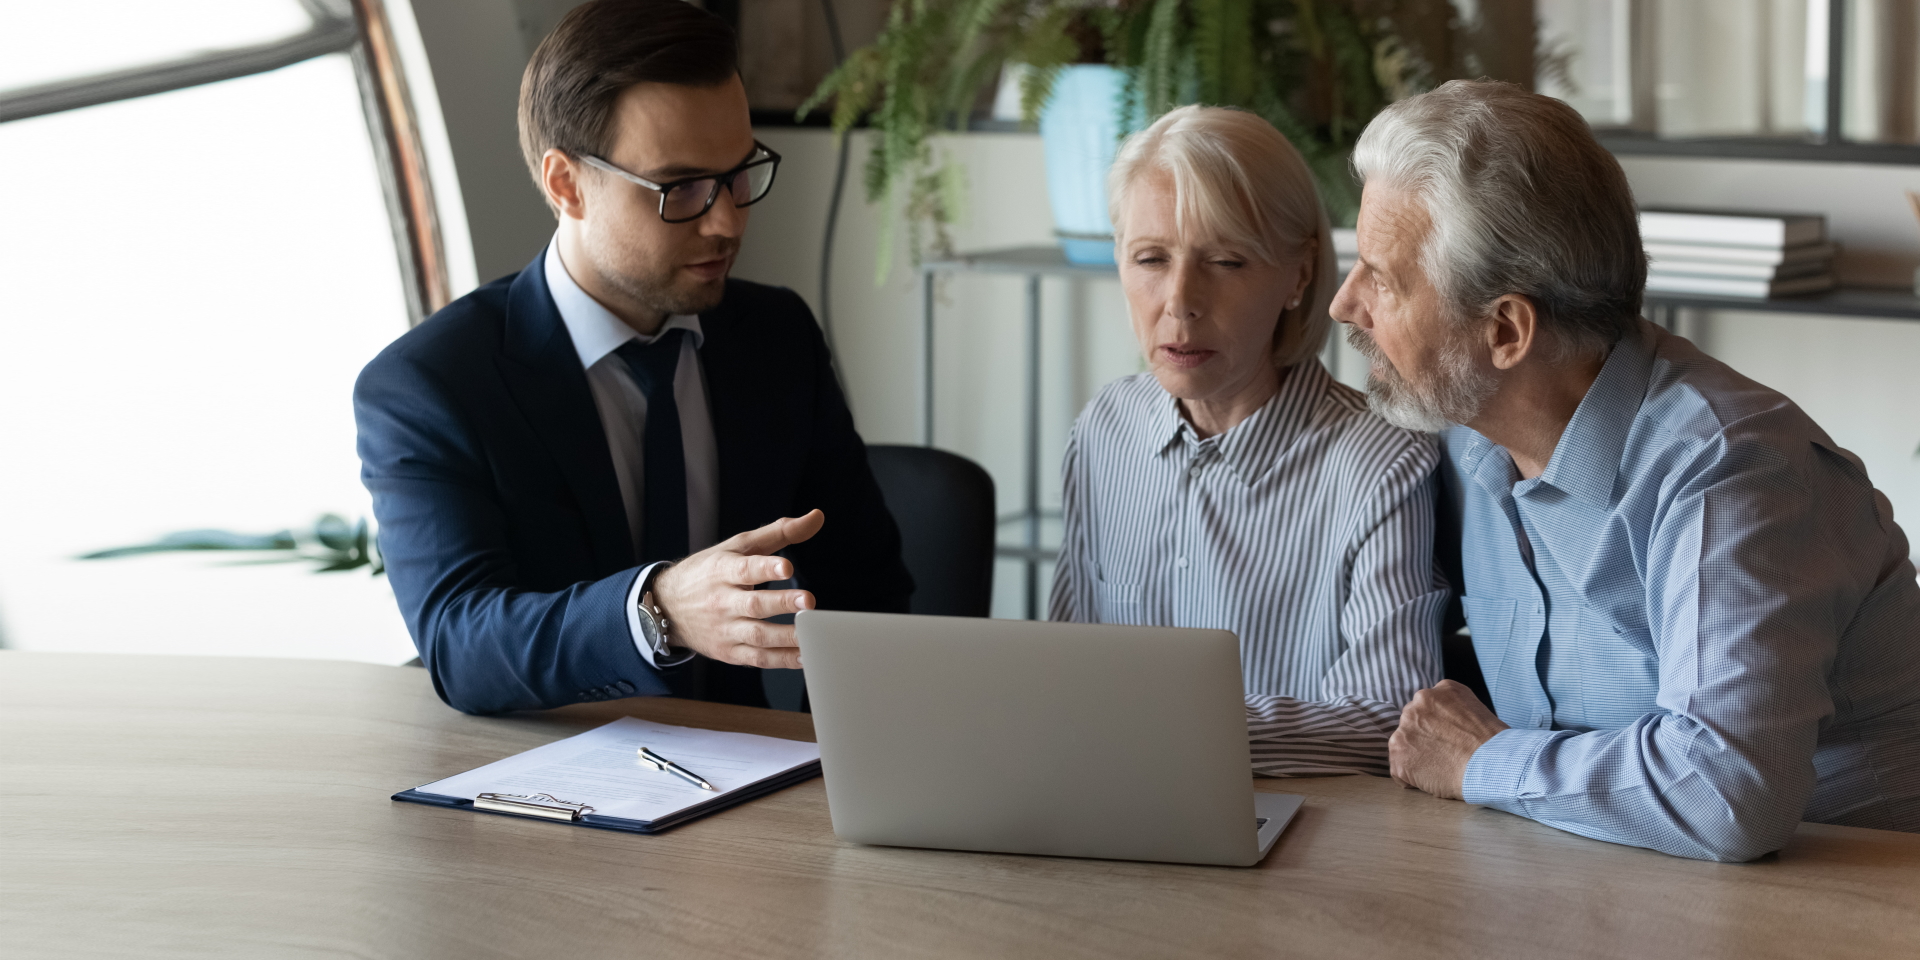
[{"xmin": 1442, "ymin": 319, "xmax": 1920, "ymax": 861}]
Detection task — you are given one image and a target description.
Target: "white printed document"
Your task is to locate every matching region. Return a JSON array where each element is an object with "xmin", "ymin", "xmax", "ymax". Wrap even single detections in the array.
[{"xmin": 408, "ymin": 717, "xmax": 820, "ymax": 827}]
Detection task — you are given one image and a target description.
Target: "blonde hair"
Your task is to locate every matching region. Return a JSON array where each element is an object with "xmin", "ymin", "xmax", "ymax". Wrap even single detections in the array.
[{"xmin": 1108, "ymin": 106, "xmax": 1336, "ymax": 369}]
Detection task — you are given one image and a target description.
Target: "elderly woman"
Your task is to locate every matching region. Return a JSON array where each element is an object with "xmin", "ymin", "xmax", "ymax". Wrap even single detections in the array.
[{"xmin": 1050, "ymin": 106, "xmax": 1444, "ymax": 777}]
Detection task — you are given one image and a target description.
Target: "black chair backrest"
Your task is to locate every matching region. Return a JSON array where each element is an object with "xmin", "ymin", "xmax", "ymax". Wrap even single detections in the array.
[{"xmin": 865, "ymin": 444, "xmax": 996, "ymax": 617}]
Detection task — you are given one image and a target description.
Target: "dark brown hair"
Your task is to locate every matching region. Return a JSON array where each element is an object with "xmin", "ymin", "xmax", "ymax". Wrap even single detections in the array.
[{"xmin": 517, "ymin": 0, "xmax": 738, "ymax": 192}]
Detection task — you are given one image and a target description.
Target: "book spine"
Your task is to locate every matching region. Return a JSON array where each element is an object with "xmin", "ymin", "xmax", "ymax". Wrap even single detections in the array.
[
  {"xmin": 1644, "ymin": 273, "xmax": 1834, "ymax": 297},
  {"xmin": 1645, "ymin": 275, "xmax": 1772, "ymax": 297},
  {"xmin": 1642, "ymin": 243, "xmax": 1836, "ymax": 266},
  {"xmin": 1639, "ymin": 214, "xmax": 1788, "ymax": 248},
  {"xmin": 1648, "ymin": 259, "xmax": 1829, "ymax": 280}
]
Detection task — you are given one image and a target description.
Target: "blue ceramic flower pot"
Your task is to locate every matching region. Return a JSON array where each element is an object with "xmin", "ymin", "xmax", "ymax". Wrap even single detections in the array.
[{"xmin": 1039, "ymin": 65, "xmax": 1130, "ymax": 266}]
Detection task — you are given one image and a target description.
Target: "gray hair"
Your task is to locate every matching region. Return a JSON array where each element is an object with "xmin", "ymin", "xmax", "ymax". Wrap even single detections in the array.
[
  {"xmin": 1109, "ymin": 105, "xmax": 1338, "ymax": 370},
  {"xmin": 1352, "ymin": 80, "xmax": 1645, "ymax": 361}
]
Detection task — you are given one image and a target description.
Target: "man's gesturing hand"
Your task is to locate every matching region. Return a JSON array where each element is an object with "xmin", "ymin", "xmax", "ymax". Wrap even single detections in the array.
[
  {"xmin": 651, "ymin": 510, "xmax": 825, "ymax": 670},
  {"xmin": 1388, "ymin": 680, "xmax": 1509, "ymax": 800}
]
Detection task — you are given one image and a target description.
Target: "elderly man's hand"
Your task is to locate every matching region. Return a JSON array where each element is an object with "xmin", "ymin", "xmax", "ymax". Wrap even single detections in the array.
[
  {"xmin": 652, "ymin": 510, "xmax": 824, "ymax": 669},
  {"xmin": 1389, "ymin": 680, "xmax": 1509, "ymax": 800}
]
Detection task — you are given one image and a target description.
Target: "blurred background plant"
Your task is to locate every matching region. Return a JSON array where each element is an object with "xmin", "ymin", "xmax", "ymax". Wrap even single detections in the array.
[
  {"xmin": 799, "ymin": 0, "xmax": 1556, "ymax": 276},
  {"xmin": 79, "ymin": 514, "xmax": 383, "ymax": 575}
]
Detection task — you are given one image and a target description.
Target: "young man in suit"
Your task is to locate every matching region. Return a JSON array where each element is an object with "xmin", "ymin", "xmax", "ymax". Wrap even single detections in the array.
[{"xmin": 353, "ymin": 0, "xmax": 912, "ymax": 714}]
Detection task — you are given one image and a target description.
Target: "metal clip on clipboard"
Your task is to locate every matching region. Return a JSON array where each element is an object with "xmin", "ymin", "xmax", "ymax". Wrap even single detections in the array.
[{"xmin": 474, "ymin": 792, "xmax": 596, "ymax": 821}]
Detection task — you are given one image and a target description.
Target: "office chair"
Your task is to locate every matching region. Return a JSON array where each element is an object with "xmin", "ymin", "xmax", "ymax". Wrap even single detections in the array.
[{"xmin": 865, "ymin": 444, "xmax": 996, "ymax": 618}]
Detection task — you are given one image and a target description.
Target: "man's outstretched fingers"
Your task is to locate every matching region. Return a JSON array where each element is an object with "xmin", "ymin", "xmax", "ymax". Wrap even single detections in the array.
[
  {"xmin": 733, "ymin": 589, "xmax": 815, "ymax": 619},
  {"xmin": 730, "ymin": 510, "xmax": 826, "ymax": 557},
  {"xmin": 724, "ymin": 620, "xmax": 798, "ymax": 653},
  {"xmin": 725, "ymin": 554, "xmax": 792, "ymax": 586},
  {"xmin": 733, "ymin": 646, "xmax": 802, "ymax": 670}
]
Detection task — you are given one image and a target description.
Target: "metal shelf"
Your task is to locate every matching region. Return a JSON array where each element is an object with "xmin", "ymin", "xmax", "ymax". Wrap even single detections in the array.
[
  {"xmin": 1597, "ymin": 133, "xmax": 1920, "ymax": 167},
  {"xmin": 925, "ymin": 247, "xmax": 1920, "ymax": 322},
  {"xmin": 1644, "ymin": 285, "xmax": 1920, "ymax": 322}
]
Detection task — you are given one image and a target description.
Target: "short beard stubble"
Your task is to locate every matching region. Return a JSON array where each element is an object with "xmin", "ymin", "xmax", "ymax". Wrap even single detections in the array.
[{"xmin": 588, "ymin": 213, "xmax": 738, "ymax": 320}]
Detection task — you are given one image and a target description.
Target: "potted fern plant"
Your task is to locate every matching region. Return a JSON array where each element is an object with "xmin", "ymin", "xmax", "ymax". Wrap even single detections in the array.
[{"xmin": 802, "ymin": 0, "xmax": 1425, "ymax": 270}]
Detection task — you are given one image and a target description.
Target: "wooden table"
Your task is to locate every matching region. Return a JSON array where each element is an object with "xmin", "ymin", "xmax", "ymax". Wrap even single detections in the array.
[{"xmin": 4, "ymin": 651, "xmax": 1917, "ymax": 959}]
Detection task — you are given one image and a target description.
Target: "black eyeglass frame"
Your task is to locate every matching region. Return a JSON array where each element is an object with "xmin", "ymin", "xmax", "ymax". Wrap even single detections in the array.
[{"xmin": 580, "ymin": 142, "xmax": 782, "ymax": 224}]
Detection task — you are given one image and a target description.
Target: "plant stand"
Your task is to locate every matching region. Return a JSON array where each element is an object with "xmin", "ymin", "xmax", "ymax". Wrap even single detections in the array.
[{"xmin": 919, "ymin": 247, "xmax": 1119, "ymax": 619}]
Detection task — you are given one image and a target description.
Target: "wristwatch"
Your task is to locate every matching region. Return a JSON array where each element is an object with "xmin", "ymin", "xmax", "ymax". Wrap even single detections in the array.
[{"xmin": 635, "ymin": 562, "xmax": 694, "ymax": 667}]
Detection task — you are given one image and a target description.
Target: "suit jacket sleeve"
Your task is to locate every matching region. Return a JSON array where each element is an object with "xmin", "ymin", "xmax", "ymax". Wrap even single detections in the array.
[
  {"xmin": 780, "ymin": 295, "xmax": 915, "ymax": 614},
  {"xmin": 355, "ymin": 354, "xmax": 660, "ymax": 715}
]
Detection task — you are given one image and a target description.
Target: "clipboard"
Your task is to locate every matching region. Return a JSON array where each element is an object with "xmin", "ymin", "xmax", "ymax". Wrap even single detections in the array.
[
  {"xmin": 391, "ymin": 764, "xmax": 820, "ymax": 834},
  {"xmin": 391, "ymin": 717, "xmax": 822, "ymax": 834}
]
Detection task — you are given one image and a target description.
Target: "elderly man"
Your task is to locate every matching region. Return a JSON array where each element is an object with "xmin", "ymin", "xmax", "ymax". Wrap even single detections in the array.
[{"xmin": 1334, "ymin": 80, "xmax": 1920, "ymax": 862}]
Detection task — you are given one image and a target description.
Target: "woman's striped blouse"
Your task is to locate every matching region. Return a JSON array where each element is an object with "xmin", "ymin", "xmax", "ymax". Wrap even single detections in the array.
[{"xmin": 1050, "ymin": 360, "xmax": 1447, "ymax": 777}]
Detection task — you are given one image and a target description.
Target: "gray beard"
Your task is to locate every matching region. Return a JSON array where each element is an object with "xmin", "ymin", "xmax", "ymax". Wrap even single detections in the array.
[{"xmin": 1345, "ymin": 324, "xmax": 1496, "ymax": 433}]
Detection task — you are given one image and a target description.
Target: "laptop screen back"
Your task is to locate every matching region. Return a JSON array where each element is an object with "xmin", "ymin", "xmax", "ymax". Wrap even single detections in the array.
[{"xmin": 796, "ymin": 611, "xmax": 1261, "ymax": 866}]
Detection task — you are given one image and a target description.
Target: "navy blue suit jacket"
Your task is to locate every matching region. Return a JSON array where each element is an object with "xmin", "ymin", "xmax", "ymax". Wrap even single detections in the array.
[{"xmin": 354, "ymin": 256, "xmax": 913, "ymax": 714}]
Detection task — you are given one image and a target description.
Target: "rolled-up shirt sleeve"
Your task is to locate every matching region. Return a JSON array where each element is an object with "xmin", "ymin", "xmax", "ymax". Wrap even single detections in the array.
[{"xmin": 1462, "ymin": 439, "xmax": 1869, "ymax": 862}]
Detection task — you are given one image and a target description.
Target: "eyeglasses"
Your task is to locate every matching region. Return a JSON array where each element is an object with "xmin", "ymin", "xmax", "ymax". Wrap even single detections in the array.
[{"xmin": 581, "ymin": 142, "xmax": 781, "ymax": 223}]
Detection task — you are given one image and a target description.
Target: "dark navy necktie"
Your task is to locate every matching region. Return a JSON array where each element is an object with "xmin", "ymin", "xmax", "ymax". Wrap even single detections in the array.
[{"xmin": 617, "ymin": 328, "xmax": 689, "ymax": 563}]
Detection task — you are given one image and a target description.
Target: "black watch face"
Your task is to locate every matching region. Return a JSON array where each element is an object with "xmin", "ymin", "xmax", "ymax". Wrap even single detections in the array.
[{"xmin": 638, "ymin": 595, "xmax": 666, "ymax": 651}]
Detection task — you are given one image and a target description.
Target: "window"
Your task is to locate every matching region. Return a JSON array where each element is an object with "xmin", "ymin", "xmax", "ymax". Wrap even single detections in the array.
[
  {"xmin": 1537, "ymin": 0, "xmax": 1920, "ymax": 159},
  {"xmin": 0, "ymin": 1, "xmax": 437, "ymax": 663}
]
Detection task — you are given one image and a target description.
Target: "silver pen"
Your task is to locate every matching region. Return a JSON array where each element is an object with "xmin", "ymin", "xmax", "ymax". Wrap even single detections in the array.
[{"xmin": 638, "ymin": 746, "xmax": 718, "ymax": 791}]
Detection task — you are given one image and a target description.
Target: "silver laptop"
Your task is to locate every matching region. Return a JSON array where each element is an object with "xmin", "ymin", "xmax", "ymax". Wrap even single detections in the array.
[{"xmin": 794, "ymin": 610, "xmax": 1303, "ymax": 867}]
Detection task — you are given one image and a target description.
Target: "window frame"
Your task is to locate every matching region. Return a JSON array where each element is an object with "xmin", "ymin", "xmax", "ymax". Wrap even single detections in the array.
[
  {"xmin": 0, "ymin": 0, "xmax": 357, "ymax": 123},
  {"xmin": 0, "ymin": 0, "xmax": 451, "ymax": 321}
]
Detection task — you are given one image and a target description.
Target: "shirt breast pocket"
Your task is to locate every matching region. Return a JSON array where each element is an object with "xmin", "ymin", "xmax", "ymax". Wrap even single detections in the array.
[{"xmin": 1094, "ymin": 577, "xmax": 1144, "ymax": 625}]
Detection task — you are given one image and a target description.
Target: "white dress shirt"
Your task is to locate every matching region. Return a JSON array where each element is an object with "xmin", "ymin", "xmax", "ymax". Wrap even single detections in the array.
[{"xmin": 544, "ymin": 239, "xmax": 718, "ymax": 666}]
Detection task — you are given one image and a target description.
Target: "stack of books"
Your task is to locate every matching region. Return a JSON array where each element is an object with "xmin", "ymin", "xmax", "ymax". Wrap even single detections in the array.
[{"xmin": 1641, "ymin": 209, "xmax": 1837, "ymax": 299}]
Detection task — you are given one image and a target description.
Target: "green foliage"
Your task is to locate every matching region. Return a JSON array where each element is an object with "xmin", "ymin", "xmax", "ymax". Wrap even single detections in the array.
[
  {"xmin": 803, "ymin": 0, "xmax": 1429, "ymax": 276},
  {"xmin": 802, "ymin": 0, "xmax": 1069, "ymax": 276},
  {"xmin": 80, "ymin": 514, "xmax": 384, "ymax": 576}
]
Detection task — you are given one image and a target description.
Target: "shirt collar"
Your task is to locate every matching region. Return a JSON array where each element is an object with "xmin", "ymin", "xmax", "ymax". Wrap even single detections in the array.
[
  {"xmin": 1148, "ymin": 359, "xmax": 1332, "ymax": 485},
  {"xmin": 1446, "ymin": 426, "xmax": 1516, "ymax": 504},
  {"xmin": 1533, "ymin": 323, "xmax": 1654, "ymax": 507},
  {"xmin": 543, "ymin": 238, "xmax": 704, "ymax": 369}
]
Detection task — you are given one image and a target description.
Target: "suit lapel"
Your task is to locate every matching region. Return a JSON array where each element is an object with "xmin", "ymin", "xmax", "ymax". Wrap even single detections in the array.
[{"xmin": 495, "ymin": 257, "xmax": 635, "ymax": 572}]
